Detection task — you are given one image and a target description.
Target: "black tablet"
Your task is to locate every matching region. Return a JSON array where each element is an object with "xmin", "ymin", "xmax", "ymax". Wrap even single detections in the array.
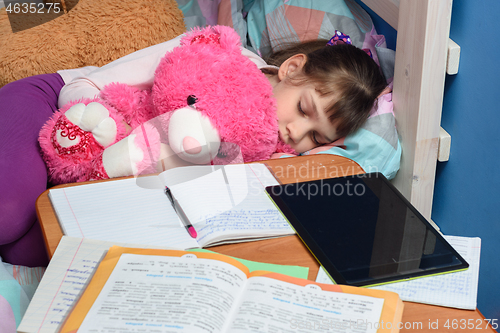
[{"xmin": 266, "ymin": 172, "xmax": 469, "ymax": 287}]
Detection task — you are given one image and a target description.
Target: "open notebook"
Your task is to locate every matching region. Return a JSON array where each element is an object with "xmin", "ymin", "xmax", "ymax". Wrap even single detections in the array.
[
  {"xmin": 48, "ymin": 163, "xmax": 293, "ymax": 249},
  {"xmin": 316, "ymin": 235, "xmax": 481, "ymax": 310}
]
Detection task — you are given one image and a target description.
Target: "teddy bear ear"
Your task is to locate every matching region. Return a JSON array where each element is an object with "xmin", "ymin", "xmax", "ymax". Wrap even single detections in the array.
[{"xmin": 181, "ymin": 25, "xmax": 241, "ymax": 51}]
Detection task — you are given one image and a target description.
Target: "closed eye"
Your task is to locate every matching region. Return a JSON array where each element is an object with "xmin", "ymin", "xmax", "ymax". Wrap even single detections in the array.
[
  {"xmin": 298, "ymin": 102, "xmax": 306, "ymax": 116},
  {"xmin": 298, "ymin": 102, "xmax": 321, "ymax": 144},
  {"xmin": 311, "ymin": 132, "xmax": 320, "ymax": 144}
]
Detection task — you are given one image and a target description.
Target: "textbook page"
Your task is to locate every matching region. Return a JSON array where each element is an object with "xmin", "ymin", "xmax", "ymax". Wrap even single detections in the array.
[
  {"xmin": 316, "ymin": 235, "xmax": 481, "ymax": 309},
  {"xmin": 67, "ymin": 250, "xmax": 394, "ymax": 333},
  {"xmin": 225, "ymin": 276, "xmax": 385, "ymax": 333},
  {"xmin": 19, "ymin": 237, "xmax": 309, "ymax": 333},
  {"xmin": 77, "ymin": 253, "xmax": 250, "ymax": 332},
  {"xmin": 17, "ymin": 237, "xmax": 179, "ymax": 333},
  {"xmin": 159, "ymin": 164, "xmax": 294, "ymax": 247}
]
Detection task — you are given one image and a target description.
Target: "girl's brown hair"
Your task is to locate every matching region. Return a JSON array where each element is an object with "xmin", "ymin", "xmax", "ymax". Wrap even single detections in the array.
[{"xmin": 264, "ymin": 40, "xmax": 387, "ymax": 138}]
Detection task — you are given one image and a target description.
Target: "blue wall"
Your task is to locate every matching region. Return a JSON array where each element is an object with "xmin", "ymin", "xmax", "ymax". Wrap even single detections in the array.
[
  {"xmin": 433, "ymin": 0, "xmax": 500, "ymax": 321},
  {"xmin": 359, "ymin": 0, "xmax": 500, "ymax": 321}
]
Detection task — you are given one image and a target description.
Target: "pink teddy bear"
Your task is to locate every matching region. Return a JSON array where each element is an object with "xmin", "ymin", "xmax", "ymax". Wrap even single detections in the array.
[{"xmin": 39, "ymin": 26, "xmax": 294, "ymax": 184}]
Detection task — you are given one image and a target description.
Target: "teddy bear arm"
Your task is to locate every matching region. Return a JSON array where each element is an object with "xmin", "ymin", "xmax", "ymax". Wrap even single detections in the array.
[
  {"xmin": 99, "ymin": 83, "xmax": 154, "ymax": 128},
  {"xmin": 38, "ymin": 98, "xmax": 131, "ymax": 183},
  {"xmin": 102, "ymin": 121, "xmax": 199, "ymax": 178}
]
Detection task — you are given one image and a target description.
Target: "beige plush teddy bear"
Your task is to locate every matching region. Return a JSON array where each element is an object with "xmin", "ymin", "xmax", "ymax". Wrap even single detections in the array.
[{"xmin": 0, "ymin": 0, "xmax": 186, "ymax": 87}]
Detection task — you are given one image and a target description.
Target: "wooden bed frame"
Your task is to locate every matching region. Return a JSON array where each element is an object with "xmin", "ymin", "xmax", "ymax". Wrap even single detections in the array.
[{"xmin": 360, "ymin": 0, "xmax": 456, "ymax": 220}]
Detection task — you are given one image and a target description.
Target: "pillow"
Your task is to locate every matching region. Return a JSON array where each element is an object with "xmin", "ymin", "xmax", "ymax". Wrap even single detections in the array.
[
  {"xmin": 245, "ymin": 0, "xmax": 395, "ymax": 77},
  {"xmin": 176, "ymin": 0, "xmax": 248, "ymax": 47},
  {"xmin": 245, "ymin": 0, "xmax": 368, "ymax": 54}
]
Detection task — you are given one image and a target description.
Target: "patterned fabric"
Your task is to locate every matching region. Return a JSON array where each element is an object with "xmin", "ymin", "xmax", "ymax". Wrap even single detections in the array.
[
  {"xmin": 176, "ymin": 0, "xmax": 248, "ymax": 47},
  {"xmin": 245, "ymin": 0, "xmax": 369, "ymax": 55},
  {"xmin": 0, "ymin": 262, "xmax": 45, "ymax": 329}
]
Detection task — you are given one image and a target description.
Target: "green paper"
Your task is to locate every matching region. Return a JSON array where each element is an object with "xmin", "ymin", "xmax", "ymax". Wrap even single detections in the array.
[{"xmin": 188, "ymin": 249, "xmax": 309, "ymax": 279}]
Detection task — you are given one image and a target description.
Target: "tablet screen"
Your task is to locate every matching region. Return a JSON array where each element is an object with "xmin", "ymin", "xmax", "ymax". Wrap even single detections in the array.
[{"xmin": 266, "ymin": 173, "xmax": 469, "ymax": 287}]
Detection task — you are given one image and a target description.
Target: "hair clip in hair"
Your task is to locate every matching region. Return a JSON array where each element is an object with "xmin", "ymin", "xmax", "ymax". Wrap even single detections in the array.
[
  {"xmin": 327, "ymin": 30, "xmax": 373, "ymax": 59},
  {"xmin": 362, "ymin": 48, "xmax": 373, "ymax": 59},
  {"xmin": 327, "ymin": 30, "xmax": 352, "ymax": 46}
]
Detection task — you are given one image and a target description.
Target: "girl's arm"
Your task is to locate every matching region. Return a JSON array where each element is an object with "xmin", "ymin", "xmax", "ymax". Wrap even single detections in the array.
[{"xmin": 57, "ymin": 35, "xmax": 183, "ymax": 108}]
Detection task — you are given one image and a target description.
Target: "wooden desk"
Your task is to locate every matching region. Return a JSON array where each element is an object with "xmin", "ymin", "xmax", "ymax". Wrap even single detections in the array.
[
  {"xmin": 36, "ymin": 155, "xmax": 496, "ymax": 333},
  {"xmin": 36, "ymin": 154, "xmax": 365, "ymax": 258}
]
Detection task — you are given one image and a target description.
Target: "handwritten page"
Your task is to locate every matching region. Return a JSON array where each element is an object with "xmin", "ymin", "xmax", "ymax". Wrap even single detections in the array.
[
  {"xmin": 195, "ymin": 209, "xmax": 291, "ymax": 246},
  {"xmin": 315, "ymin": 235, "xmax": 481, "ymax": 309},
  {"xmin": 49, "ymin": 176, "xmax": 199, "ymax": 249},
  {"xmin": 160, "ymin": 164, "xmax": 294, "ymax": 247},
  {"xmin": 78, "ymin": 253, "xmax": 249, "ymax": 332}
]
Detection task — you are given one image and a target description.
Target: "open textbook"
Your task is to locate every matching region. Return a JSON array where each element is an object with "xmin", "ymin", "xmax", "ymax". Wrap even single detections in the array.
[
  {"xmin": 18, "ymin": 237, "xmax": 309, "ymax": 333},
  {"xmin": 48, "ymin": 163, "xmax": 293, "ymax": 249},
  {"xmin": 58, "ymin": 246, "xmax": 404, "ymax": 333}
]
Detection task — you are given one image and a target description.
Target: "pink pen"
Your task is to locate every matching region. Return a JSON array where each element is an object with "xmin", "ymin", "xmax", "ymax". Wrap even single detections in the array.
[{"xmin": 165, "ymin": 187, "xmax": 197, "ymax": 238}]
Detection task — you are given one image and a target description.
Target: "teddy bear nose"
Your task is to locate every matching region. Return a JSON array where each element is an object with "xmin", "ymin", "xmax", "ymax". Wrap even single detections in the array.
[{"xmin": 182, "ymin": 136, "xmax": 202, "ymax": 154}]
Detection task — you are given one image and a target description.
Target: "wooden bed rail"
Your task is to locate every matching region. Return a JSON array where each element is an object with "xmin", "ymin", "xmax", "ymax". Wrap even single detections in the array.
[{"xmin": 360, "ymin": 0, "xmax": 454, "ymax": 220}]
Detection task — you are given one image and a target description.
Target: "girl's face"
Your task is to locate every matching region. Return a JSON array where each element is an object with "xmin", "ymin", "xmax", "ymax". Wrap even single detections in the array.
[{"xmin": 271, "ymin": 55, "xmax": 339, "ymax": 153}]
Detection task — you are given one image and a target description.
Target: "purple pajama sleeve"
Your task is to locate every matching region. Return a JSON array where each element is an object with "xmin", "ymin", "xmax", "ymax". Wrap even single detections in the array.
[{"xmin": 0, "ymin": 73, "xmax": 65, "ymax": 267}]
